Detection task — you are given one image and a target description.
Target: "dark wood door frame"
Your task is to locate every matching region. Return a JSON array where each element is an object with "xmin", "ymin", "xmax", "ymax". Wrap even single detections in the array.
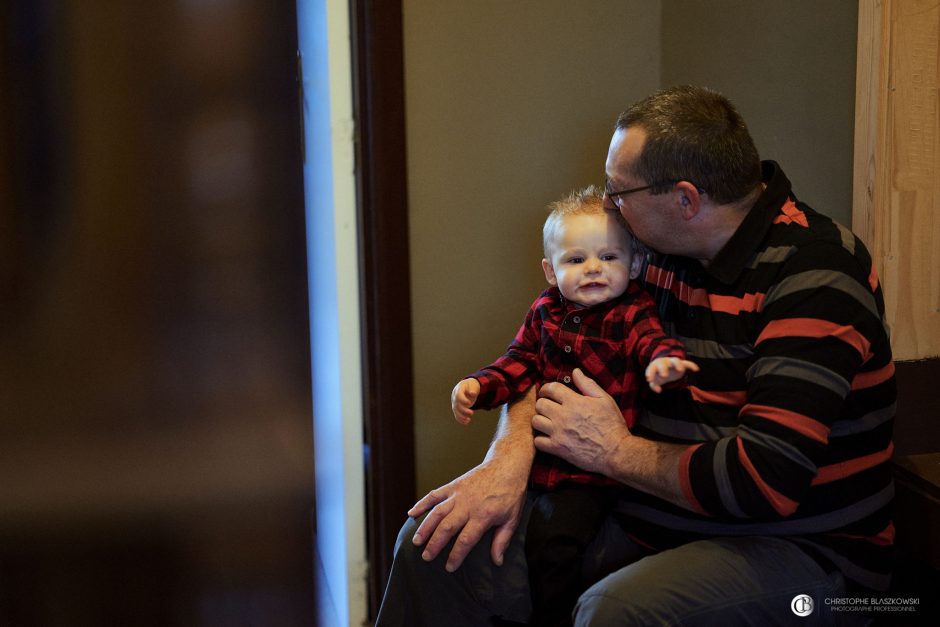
[{"xmin": 350, "ymin": 0, "xmax": 415, "ymax": 617}]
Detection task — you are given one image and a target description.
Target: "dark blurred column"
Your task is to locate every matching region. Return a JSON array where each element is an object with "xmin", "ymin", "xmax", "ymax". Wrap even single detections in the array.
[{"xmin": 0, "ymin": 1, "xmax": 314, "ymax": 625}]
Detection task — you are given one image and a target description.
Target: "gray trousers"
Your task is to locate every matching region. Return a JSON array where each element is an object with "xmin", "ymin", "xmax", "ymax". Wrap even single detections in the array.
[{"xmin": 375, "ymin": 494, "xmax": 863, "ymax": 626}]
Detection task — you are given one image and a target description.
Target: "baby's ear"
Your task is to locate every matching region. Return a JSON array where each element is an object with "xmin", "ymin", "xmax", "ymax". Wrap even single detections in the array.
[
  {"xmin": 541, "ymin": 258, "xmax": 557, "ymax": 285},
  {"xmin": 629, "ymin": 252, "xmax": 643, "ymax": 280}
]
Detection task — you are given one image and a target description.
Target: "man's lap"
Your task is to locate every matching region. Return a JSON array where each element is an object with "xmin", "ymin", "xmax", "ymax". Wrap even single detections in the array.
[
  {"xmin": 576, "ymin": 535, "xmax": 859, "ymax": 626},
  {"xmin": 377, "ymin": 496, "xmax": 860, "ymax": 626}
]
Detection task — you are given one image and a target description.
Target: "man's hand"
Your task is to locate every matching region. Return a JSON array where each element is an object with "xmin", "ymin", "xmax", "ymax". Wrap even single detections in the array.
[
  {"xmin": 409, "ymin": 387, "xmax": 537, "ymax": 572},
  {"xmin": 533, "ymin": 368, "xmax": 692, "ymax": 508},
  {"xmin": 532, "ymin": 368, "xmax": 631, "ymax": 476},
  {"xmin": 408, "ymin": 457, "xmax": 528, "ymax": 572}
]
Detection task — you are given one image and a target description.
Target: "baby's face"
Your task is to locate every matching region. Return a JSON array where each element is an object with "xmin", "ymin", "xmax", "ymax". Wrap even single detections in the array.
[{"xmin": 542, "ymin": 211, "xmax": 639, "ymax": 307}]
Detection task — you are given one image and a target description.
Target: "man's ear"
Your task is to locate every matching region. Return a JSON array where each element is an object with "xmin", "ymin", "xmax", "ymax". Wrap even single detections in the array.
[
  {"xmin": 542, "ymin": 258, "xmax": 557, "ymax": 285},
  {"xmin": 676, "ymin": 181, "xmax": 702, "ymax": 221}
]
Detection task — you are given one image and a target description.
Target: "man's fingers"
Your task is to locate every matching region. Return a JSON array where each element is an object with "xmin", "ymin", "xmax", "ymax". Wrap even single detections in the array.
[
  {"xmin": 531, "ymin": 413, "xmax": 552, "ymax": 435},
  {"xmin": 532, "ymin": 432, "xmax": 556, "ymax": 455},
  {"xmin": 418, "ymin": 505, "xmax": 466, "ymax": 562},
  {"xmin": 411, "ymin": 496, "xmax": 454, "ymax": 547},
  {"xmin": 490, "ymin": 516, "xmax": 519, "ymax": 567},
  {"xmin": 532, "ymin": 413, "xmax": 559, "ymax": 449},
  {"xmin": 537, "ymin": 380, "xmax": 574, "ymax": 404},
  {"xmin": 534, "ymin": 394, "xmax": 562, "ymax": 422},
  {"xmin": 571, "ymin": 368, "xmax": 606, "ymax": 398},
  {"xmin": 408, "ymin": 487, "xmax": 449, "ymax": 520},
  {"xmin": 444, "ymin": 520, "xmax": 487, "ymax": 572}
]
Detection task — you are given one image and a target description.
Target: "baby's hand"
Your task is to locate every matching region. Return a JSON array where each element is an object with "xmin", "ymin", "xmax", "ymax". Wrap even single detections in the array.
[
  {"xmin": 451, "ymin": 378, "xmax": 481, "ymax": 425},
  {"xmin": 646, "ymin": 357, "xmax": 699, "ymax": 393}
]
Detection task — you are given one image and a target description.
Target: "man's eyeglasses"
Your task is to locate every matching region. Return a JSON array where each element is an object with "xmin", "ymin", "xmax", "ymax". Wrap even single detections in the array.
[
  {"xmin": 604, "ymin": 177, "xmax": 676, "ymax": 204},
  {"xmin": 604, "ymin": 177, "xmax": 703, "ymax": 205}
]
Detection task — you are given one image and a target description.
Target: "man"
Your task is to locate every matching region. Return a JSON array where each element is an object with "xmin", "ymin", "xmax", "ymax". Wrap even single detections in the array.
[{"xmin": 376, "ymin": 86, "xmax": 895, "ymax": 626}]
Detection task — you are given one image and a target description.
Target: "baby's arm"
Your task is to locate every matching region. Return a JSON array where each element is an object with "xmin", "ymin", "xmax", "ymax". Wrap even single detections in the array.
[
  {"xmin": 646, "ymin": 356, "xmax": 699, "ymax": 393},
  {"xmin": 451, "ymin": 378, "xmax": 482, "ymax": 425}
]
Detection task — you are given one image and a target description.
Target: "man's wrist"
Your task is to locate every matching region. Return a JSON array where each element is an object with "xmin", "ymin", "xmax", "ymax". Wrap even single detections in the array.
[
  {"xmin": 604, "ymin": 433, "xmax": 649, "ymax": 485},
  {"xmin": 602, "ymin": 432, "xmax": 634, "ymax": 480},
  {"xmin": 605, "ymin": 434, "xmax": 689, "ymax": 507},
  {"xmin": 485, "ymin": 428, "xmax": 535, "ymax": 470}
]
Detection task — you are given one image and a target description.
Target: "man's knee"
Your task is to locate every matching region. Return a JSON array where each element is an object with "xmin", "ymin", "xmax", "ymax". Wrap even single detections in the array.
[
  {"xmin": 390, "ymin": 517, "xmax": 450, "ymax": 580},
  {"xmin": 392, "ymin": 518, "xmax": 420, "ymax": 561},
  {"xmin": 574, "ymin": 588, "xmax": 629, "ymax": 626},
  {"xmin": 383, "ymin": 515, "xmax": 532, "ymax": 624}
]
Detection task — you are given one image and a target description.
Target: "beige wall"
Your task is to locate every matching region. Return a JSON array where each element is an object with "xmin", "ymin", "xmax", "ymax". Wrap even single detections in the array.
[
  {"xmin": 403, "ymin": 0, "xmax": 661, "ymax": 494},
  {"xmin": 403, "ymin": 1, "xmax": 859, "ymax": 494},
  {"xmin": 662, "ymin": 0, "xmax": 858, "ymax": 225}
]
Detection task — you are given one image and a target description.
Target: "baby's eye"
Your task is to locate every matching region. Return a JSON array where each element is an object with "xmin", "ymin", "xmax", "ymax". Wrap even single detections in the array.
[
  {"xmin": 567, "ymin": 256, "xmax": 584, "ymax": 264},
  {"xmin": 601, "ymin": 254, "xmax": 619, "ymax": 261}
]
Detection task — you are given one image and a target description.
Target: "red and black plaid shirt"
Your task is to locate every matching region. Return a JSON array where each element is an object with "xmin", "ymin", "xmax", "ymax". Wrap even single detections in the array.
[{"xmin": 469, "ymin": 281, "xmax": 686, "ymax": 489}]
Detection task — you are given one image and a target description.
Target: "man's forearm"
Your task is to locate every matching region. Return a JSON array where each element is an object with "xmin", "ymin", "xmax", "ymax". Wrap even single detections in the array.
[
  {"xmin": 605, "ymin": 435, "xmax": 694, "ymax": 511},
  {"xmin": 485, "ymin": 386, "xmax": 537, "ymax": 471}
]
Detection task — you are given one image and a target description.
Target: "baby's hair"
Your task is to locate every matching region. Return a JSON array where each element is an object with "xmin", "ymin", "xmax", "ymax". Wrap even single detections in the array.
[{"xmin": 542, "ymin": 185, "xmax": 644, "ymax": 258}]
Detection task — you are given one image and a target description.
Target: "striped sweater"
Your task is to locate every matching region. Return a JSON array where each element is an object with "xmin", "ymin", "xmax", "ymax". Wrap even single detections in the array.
[{"xmin": 624, "ymin": 161, "xmax": 896, "ymax": 591}]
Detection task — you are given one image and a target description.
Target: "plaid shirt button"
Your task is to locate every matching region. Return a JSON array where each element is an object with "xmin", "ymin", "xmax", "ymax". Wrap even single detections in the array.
[
  {"xmin": 564, "ymin": 345, "xmax": 572, "ymax": 353},
  {"xmin": 573, "ymin": 316, "xmax": 581, "ymax": 323},
  {"xmin": 563, "ymin": 376, "xmax": 571, "ymax": 383}
]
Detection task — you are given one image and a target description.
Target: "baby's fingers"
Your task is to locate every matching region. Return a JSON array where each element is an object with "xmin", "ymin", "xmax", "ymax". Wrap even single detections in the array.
[{"xmin": 454, "ymin": 407, "xmax": 473, "ymax": 425}]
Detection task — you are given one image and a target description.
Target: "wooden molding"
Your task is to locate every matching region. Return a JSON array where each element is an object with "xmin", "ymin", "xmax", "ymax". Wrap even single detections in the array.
[
  {"xmin": 350, "ymin": 0, "xmax": 416, "ymax": 617},
  {"xmin": 853, "ymin": 0, "xmax": 940, "ymax": 359}
]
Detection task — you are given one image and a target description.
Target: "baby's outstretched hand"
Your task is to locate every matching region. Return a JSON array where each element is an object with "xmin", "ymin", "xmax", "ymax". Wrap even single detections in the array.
[
  {"xmin": 451, "ymin": 378, "xmax": 481, "ymax": 425},
  {"xmin": 646, "ymin": 357, "xmax": 699, "ymax": 393}
]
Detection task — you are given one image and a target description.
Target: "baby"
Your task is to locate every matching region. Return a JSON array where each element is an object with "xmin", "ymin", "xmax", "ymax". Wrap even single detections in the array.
[{"xmin": 451, "ymin": 185, "xmax": 697, "ymax": 625}]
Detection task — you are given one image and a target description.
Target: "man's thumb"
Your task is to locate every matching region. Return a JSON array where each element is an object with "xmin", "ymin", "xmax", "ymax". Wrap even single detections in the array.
[{"xmin": 572, "ymin": 368, "xmax": 605, "ymax": 398}]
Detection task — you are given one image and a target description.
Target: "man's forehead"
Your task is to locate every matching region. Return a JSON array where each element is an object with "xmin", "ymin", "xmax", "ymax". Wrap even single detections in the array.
[{"xmin": 606, "ymin": 127, "xmax": 644, "ymax": 177}]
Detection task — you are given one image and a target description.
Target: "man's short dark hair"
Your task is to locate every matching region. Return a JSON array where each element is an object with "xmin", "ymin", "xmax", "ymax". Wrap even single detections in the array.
[{"xmin": 616, "ymin": 85, "xmax": 761, "ymax": 204}]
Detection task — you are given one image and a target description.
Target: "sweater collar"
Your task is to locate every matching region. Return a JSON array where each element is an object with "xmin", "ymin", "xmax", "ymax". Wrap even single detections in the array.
[{"xmin": 705, "ymin": 161, "xmax": 791, "ymax": 284}]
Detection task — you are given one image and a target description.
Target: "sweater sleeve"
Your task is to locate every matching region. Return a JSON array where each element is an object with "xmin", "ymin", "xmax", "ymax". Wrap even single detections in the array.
[
  {"xmin": 678, "ymin": 241, "xmax": 892, "ymax": 519},
  {"xmin": 467, "ymin": 295, "xmax": 545, "ymax": 409}
]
